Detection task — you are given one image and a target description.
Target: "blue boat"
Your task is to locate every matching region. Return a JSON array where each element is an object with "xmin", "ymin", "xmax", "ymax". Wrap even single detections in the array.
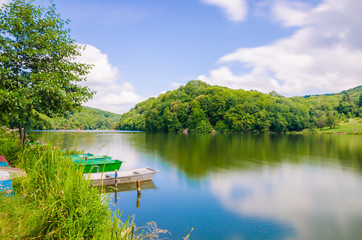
[
  {"xmin": 0, "ymin": 155, "xmax": 10, "ymax": 167},
  {"xmin": 0, "ymin": 171, "xmax": 13, "ymax": 196}
]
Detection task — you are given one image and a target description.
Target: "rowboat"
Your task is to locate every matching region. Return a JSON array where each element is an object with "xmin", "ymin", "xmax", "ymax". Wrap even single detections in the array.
[
  {"xmin": 71, "ymin": 155, "xmax": 111, "ymax": 162},
  {"xmin": 0, "ymin": 155, "xmax": 10, "ymax": 167},
  {"xmin": 67, "ymin": 153, "xmax": 122, "ymax": 173},
  {"xmin": 85, "ymin": 167, "xmax": 159, "ymax": 186},
  {"xmin": 76, "ymin": 159, "xmax": 123, "ymax": 173},
  {"xmin": 0, "ymin": 171, "xmax": 13, "ymax": 196},
  {"xmin": 72, "ymin": 156, "xmax": 112, "ymax": 165},
  {"xmin": 71, "ymin": 153, "xmax": 94, "ymax": 157}
]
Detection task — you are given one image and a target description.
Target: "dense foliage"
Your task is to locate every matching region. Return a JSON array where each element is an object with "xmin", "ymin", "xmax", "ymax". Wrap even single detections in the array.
[
  {"xmin": 1, "ymin": 106, "xmax": 120, "ymax": 130},
  {"xmin": 33, "ymin": 106, "xmax": 120, "ymax": 130},
  {"xmin": 115, "ymin": 80, "xmax": 362, "ymax": 133},
  {"xmin": 0, "ymin": 0, "xmax": 93, "ymax": 146}
]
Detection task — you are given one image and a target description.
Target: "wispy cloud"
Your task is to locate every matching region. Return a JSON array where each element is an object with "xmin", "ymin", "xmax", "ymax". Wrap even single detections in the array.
[
  {"xmin": 198, "ymin": 0, "xmax": 362, "ymax": 95},
  {"xmin": 76, "ymin": 44, "xmax": 142, "ymax": 114},
  {"xmin": 0, "ymin": 0, "xmax": 10, "ymax": 6},
  {"xmin": 200, "ymin": 0, "xmax": 248, "ymax": 22}
]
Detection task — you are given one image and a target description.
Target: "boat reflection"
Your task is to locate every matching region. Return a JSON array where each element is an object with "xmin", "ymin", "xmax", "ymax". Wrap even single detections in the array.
[
  {"xmin": 100, "ymin": 180, "xmax": 156, "ymax": 207},
  {"xmin": 99, "ymin": 180, "xmax": 156, "ymax": 193}
]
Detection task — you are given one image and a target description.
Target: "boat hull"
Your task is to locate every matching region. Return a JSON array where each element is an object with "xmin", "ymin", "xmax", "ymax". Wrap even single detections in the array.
[
  {"xmin": 77, "ymin": 159, "xmax": 123, "ymax": 173},
  {"xmin": 72, "ymin": 155, "xmax": 111, "ymax": 162},
  {"xmin": 85, "ymin": 167, "xmax": 159, "ymax": 186}
]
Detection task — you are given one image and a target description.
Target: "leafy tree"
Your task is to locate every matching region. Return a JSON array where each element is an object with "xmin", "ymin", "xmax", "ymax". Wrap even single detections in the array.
[
  {"xmin": 188, "ymin": 101, "xmax": 212, "ymax": 133},
  {"xmin": 115, "ymin": 80, "xmax": 361, "ymax": 133},
  {"xmin": 337, "ymin": 102, "xmax": 357, "ymax": 117},
  {"xmin": 326, "ymin": 111, "xmax": 338, "ymax": 129},
  {"xmin": 0, "ymin": 0, "xmax": 94, "ymax": 146},
  {"xmin": 163, "ymin": 108, "xmax": 182, "ymax": 132},
  {"xmin": 215, "ymin": 120, "xmax": 228, "ymax": 133}
]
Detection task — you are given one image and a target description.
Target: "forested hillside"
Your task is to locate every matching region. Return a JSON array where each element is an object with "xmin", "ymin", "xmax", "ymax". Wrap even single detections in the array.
[
  {"xmin": 1, "ymin": 107, "xmax": 120, "ymax": 130},
  {"xmin": 115, "ymin": 80, "xmax": 362, "ymax": 133}
]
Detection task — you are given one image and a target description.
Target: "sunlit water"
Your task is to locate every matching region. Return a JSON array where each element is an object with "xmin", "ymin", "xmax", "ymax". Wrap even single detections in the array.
[{"xmin": 30, "ymin": 131, "xmax": 362, "ymax": 240}]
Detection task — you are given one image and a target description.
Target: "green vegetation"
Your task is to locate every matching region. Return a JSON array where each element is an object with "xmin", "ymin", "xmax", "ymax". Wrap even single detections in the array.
[
  {"xmin": 116, "ymin": 80, "xmax": 362, "ymax": 134},
  {"xmin": 2, "ymin": 106, "xmax": 120, "ymax": 130},
  {"xmin": 319, "ymin": 118, "xmax": 362, "ymax": 134},
  {"xmin": 0, "ymin": 0, "xmax": 94, "ymax": 146},
  {"xmin": 29, "ymin": 106, "xmax": 120, "ymax": 130},
  {"xmin": 0, "ymin": 126, "xmax": 165, "ymax": 239}
]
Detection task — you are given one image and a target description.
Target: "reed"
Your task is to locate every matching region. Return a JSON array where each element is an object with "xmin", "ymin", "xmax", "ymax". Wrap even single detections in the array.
[{"xmin": 0, "ymin": 127, "xmax": 163, "ymax": 239}]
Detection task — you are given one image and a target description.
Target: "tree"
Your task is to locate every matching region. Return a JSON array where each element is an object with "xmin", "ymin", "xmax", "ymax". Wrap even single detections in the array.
[
  {"xmin": 0, "ymin": 0, "xmax": 94, "ymax": 147},
  {"xmin": 188, "ymin": 101, "xmax": 212, "ymax": 133},
  {"xmin": 326, "ymin": 111, "xmax": 338, "ymax": 129}
]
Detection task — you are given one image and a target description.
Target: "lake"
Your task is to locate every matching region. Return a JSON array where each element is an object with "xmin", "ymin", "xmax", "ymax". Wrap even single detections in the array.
[{"xmin": 30, "ymin": 131, "xmax": 362, "ymax": 240}]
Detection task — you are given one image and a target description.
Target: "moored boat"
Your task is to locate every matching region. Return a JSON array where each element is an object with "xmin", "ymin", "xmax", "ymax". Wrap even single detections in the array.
[
  {"xmin": 0, "ymin": 171, "xmax": 13, "ymax": 196},
  {"xmin": 85, "ymin": 167, "xmax": 159, "ymax": 186},
  {"xmin": 76, "ymin": 159, "xmax": 123, "ymax": 173},
  {"xmin": 72, "ymin": 155, "xmax": 112, "ymax": 163},
  {"xmin": 71, "ymin": 153, "xmax": 94, "ymax": 158}
]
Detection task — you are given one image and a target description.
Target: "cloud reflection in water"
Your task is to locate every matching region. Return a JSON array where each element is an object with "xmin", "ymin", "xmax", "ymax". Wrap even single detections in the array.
[{"xmin": 210, "ymin": 163, "xmax": 362, "ymax": 240}]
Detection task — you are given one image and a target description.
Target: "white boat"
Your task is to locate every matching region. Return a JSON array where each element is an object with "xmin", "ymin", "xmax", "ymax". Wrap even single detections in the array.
[{"xmin": 84, "ymin": 167, "xmax": 159, "ymax": 186}]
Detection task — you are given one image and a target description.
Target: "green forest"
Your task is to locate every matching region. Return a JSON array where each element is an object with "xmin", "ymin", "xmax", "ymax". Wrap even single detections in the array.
[
  {"xmin": 0, "ymin": 106, "xmax": 120, "ymax": 130},
  {"xmin": 115, "ymin": 80, "xmax": 362, "ymax": 133}
]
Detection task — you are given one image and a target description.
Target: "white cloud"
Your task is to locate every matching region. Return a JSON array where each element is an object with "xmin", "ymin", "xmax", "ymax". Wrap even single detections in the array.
[
  {"xmin": 76, "ymin": 44, "xmax": 142, "ymax": 114},
  {"xmin": 170, "ymin": 82, "xmax": 182, "ymax": 90},
  {"xmin": 272, "ymin": 0, "xmax": 313, "ymax": 27},
  {"xmin": 0, "ymin": 0, "xmax": 10, "ymax": 6},
  {"xmin": 201, "ymin": 0, "xmax": 248, "ymax": 22},
  {"xmin": 198, "ymin": 0, "xmax": 362, "ymax": 96}
]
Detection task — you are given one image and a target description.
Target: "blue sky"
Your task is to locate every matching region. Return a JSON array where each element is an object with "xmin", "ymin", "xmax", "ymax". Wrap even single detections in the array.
[{"xmin": 1, "ymin": 0, "xmax": 362, "ymax": 113}]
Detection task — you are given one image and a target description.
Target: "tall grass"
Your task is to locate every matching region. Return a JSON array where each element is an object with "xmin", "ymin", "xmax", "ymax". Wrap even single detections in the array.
[{"xmin": 0, "ymin": 127, "xmax": 164, "ymax": 239}]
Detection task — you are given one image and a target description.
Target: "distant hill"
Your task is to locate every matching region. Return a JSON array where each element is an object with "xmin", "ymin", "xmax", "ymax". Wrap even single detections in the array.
[
  {"xmin": 304, "ymin": 85, "xmax": 362, "ymax": 100},
  {"xmin": 28, "ymin": 106, "xmax": 120, "ymax": 130},
  {"xmin": 115, "ymin": 80, "xmax": 362, "ymax": 133}
]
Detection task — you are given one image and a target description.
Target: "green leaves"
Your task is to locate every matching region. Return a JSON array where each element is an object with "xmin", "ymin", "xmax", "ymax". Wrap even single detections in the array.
[
  {"xmin": 115, "ymin": 80, "xmax": 361, "ymax": 134},
  {"xmin": 0, "ymin": 0, "xmax": 94, "ymax": 145}
]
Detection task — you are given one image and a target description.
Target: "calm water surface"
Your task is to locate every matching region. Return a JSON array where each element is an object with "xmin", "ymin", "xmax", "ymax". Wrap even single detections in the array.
[{"xmin": 30, "ymin": 131, "xmax": 362, "ymax": 240}]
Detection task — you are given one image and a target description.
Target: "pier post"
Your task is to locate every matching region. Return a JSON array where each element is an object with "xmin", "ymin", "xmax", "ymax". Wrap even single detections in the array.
[
  {"xmin": 136, "ymin": 180, "xmax": 141, "ymax": 195},
  {"xmin": 114, "ymin": 190, "xmax": 117, "ymax": 205},
  {"xmin": 115, "ymin": 170, "xmax": 118, "ymax": 188},
  {"xmin": 136, "ymin": 193, "xmax": 141, "ymax": 208}
]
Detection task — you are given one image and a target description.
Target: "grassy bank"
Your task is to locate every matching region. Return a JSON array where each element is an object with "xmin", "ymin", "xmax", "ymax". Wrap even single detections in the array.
[
  {"xmin": 0, "ymin": 127, "xmax": 165, "ymax": 239},
  {"xmin": 319, "ymin": 118, "xmax": 362, "ymax": 134},
  {"xmin": 288, "ymin": 117, "xmax": 362, "ymax": 135}
]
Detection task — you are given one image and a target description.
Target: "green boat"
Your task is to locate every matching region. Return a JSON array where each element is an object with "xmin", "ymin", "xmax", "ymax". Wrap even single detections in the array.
[
  {"xmin": 72, "ymin": 155, "xmax": 111, "ymax": 163},
  {"xmin": 72, "ymin": 153, "xmax": 94, "ymax": 158},
  {"xmin": 77, "ymin": 159, "xmax": 123, "ymax": 173}
]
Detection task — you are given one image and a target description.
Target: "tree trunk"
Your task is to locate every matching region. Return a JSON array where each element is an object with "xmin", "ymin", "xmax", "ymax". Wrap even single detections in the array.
[
  {"xmin": 22, "ymin": 115, "xmax": 30, "ymax": 148},
  {"xmin": 18, "ymin": 122, "xmax": 23, "ymax": 147}
]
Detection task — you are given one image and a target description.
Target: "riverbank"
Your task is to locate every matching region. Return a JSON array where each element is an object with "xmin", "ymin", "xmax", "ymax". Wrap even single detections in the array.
[
  {"xmin": 0, "ymin": 126, "xmax": 164, "ymax": 239},
  {"xmin": 319, "ymin": 118, "xmax": 362, "ymax": 134},
  {"xmin": 289, "ymin": 118, "xmax": 362, "ymax": 135}
]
